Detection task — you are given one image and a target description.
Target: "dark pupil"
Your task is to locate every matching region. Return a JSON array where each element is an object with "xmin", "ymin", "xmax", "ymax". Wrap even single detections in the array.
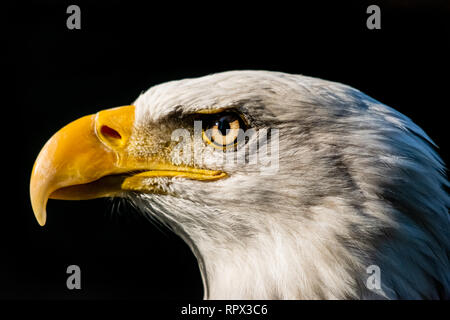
[{"xmin": 216, "ymin": 117, "xmax": 231, "ymax": 135}]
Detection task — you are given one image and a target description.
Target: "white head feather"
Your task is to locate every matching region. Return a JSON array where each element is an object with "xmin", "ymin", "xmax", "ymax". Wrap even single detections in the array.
[{"xmin": 127, "ymin": 70, "xmax": 449, "ymax": 299}]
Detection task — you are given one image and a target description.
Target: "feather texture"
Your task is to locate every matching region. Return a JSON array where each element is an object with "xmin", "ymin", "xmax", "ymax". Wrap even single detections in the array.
[{"xmin": 127, "ymin": 71, "xmax": 449, "ymax": 299}]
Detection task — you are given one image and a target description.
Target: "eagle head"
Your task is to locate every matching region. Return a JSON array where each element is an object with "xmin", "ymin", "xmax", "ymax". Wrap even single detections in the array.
[{"xmin": 30, "ymin": 71, "xmax": 449, "ymax": 299}]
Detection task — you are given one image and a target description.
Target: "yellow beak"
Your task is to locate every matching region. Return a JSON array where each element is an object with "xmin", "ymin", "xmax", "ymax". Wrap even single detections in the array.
[{"xmin": 30, "ymin": 105, "xmax": 225, "ymax": 226}]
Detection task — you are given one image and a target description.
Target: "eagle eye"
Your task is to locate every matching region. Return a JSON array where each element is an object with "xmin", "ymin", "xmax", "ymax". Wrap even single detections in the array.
[{"xmin": 201, "ymin": 111, "xmax": 246, "ymax": 150}]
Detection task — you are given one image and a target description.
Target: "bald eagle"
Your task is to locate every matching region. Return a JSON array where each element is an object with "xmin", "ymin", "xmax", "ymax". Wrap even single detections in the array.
[{"xmin": 30, "ymin": 71, "xmax": 449, "ymax": 299}]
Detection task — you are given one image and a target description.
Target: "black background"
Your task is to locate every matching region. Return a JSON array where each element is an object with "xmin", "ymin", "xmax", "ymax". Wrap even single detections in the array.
[{"xmin": 5, "ymin": 0, "xmax": 449, "ymax": 300}]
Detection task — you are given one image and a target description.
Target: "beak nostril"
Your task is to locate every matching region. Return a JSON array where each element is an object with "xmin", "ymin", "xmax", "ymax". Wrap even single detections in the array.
[{"xmin": 100, "ymin": 125, "xmax": 122, "ymax": 140}]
